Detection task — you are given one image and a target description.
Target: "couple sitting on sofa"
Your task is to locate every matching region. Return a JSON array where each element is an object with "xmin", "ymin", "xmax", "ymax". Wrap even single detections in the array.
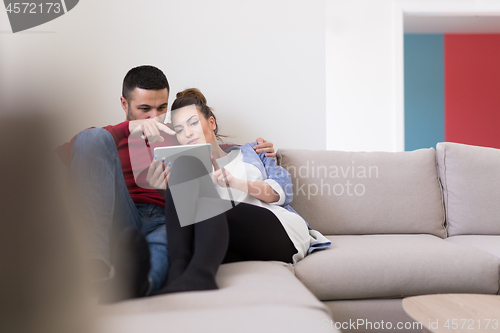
[{"xmin": 63, "ymin": 65, "xmax": 329, "ymax": 302}]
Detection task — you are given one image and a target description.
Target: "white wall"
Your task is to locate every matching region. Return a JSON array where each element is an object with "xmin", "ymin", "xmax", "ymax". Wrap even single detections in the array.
[
  {"xmin": 326, "ymin": 0, "xmax": 400, "ymax": 151},
  {"xmin": 0, "ymin": 0, "xmax": 326, "ymax": 150},
  {"xmin": 325, "ymin": 0, "xmax": 500, "ymax": 152},
  {"xmin": 4, "ymin": 0, "xmax": 499, "ymax": 152}
]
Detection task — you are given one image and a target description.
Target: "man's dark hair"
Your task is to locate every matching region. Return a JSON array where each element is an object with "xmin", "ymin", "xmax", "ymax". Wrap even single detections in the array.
[{"xmin": 122, "ymin": 65, "xmax": 170, "ymax": 102}]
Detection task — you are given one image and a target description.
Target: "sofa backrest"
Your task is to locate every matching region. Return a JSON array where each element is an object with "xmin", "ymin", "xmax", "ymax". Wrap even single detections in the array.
[
  {"xmin": 277, "ymin": 148, "xmax": 446, "ymax": 237},
  {"xmin": 436, "ymin": 142, "xmax": 500, "ymax": 236}
]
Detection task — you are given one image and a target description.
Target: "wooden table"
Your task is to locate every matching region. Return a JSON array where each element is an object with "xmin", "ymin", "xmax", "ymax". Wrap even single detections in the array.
[{"xmin": 403, "ymin": 294, "xmax": 500, "ymax": 333}]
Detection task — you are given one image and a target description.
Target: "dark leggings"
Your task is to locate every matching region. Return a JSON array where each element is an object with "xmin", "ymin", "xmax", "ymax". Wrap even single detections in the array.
[
  {"xmin": 223, "ymin": 202, "xmax": 298, "ymax": 263},
  {"xmin": 154, "ymin": 155, "xmax": 296, "ymax": 294}
]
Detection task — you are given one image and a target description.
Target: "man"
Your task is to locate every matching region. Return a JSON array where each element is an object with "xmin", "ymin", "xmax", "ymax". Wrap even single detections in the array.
[{"xmin": 57, "ymin": 65, "xmax": 276, "ymax": 300}]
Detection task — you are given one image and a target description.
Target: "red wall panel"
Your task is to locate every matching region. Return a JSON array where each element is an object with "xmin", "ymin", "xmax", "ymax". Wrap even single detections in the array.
[{"xmin": 445, "ymin": 34, "xmax": 500, "ymax": 149}]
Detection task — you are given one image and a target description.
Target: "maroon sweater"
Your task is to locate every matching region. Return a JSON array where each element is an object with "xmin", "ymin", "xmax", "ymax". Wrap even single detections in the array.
[{"xmin": 56, "ymin": 121, "xmax": 235, "ymax": 208}]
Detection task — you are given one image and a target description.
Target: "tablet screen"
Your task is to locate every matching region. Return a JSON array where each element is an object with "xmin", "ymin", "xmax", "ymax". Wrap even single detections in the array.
[{"xmin": 153, "ymin": 143, "xmax": 212, "ymax": 174}]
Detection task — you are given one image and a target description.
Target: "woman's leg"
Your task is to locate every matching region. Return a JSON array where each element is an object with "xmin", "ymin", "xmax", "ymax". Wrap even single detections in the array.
[
  {"xmin": 161, "ymin": 186, "xmax": 194, "ymax": 286},
  {"xmin": 163, "ymin": 198, "xmax": 229, "ymax": 293},
  {"xmin": 224, "ymin": 203, "xmax": 297, "ymax": 264},
  {"xmin": 153, "ymin": 156, "xmax": 229, "ymax": 294},
  {"xmin": 154, "ymin": 190, "xmax": 229, "ymax": 294}
]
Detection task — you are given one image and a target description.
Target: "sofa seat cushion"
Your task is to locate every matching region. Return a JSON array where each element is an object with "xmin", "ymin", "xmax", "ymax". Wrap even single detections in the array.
[
  {"xmin": 277, "ymin": 148, "xmax": 446, "ymax": 237},
  {"xmin": 436, "ymin": 142, "xmax": 500, "ymax": 236},
  {"xmin": 446, "ymin": 235, "xmax": 500, "ymax": 259},
  {"xmin": 294, "ymin": 235, "xmax": 500, "ymax": 300},
  {"xmin": 100, "ymin": 261, "xmax": 329, "ymax": 316},
  {"xmin": 97, "ymin": 304, "xmax": 337, "ymax": 333}
]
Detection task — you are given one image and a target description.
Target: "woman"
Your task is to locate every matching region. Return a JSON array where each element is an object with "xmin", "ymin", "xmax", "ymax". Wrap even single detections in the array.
[{"xmin": 147, "ymin": 88, "xmax": 330, "ymax": 294}]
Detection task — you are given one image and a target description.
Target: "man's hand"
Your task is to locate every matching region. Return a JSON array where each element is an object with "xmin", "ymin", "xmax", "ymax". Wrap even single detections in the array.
[
  {"xmin": 253, "ymin": 137, "xmax": 275, "ymax": 158},
  {"xmin": 146, "ymin": 157, "xmax": 171, "ymax": 191},
  {"xmin": 129, "ymin": 117, "xmax": 176, "ymax": 144}
]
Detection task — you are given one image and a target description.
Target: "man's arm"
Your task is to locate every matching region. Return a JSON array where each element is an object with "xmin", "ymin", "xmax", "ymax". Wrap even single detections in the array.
[
  {"xmin": 129, "ymin": 118, "xmax": 176, "ymax": 144},
  {"xmin": 253, "ymin": 137, "xmax": 275, "ymax": 158}
]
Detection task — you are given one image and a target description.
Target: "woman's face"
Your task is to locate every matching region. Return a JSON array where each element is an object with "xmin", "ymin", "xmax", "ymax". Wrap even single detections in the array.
[{"xmin": 171, "ymin": 104, "xmax": 216, "ymax": 145}]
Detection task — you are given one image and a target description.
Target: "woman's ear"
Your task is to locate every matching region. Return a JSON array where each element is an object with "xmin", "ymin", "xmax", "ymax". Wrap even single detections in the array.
[{"xmin": 209, "ymin": 116, "xmax": 217, "ymax": 131}]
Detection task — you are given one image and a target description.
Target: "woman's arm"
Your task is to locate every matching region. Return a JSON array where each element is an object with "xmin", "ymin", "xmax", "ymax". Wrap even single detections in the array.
[
  {"xmin": 238, "ymin": 179, "xmax": 280, "ymax": 203},
  {"xmin": 212, "ymin": 168, "xmax": 280, "ymax": 203}
]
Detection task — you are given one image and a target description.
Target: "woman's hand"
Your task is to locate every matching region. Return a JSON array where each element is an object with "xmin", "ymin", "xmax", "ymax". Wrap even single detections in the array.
[
  {"xmin": 212, "ymin": 167, "xmax": 239, "ymax": 188},
  {"xmin": 146, "ymin": 157, "xmax": 172, "ymax": 193},
  {"xmin": 212, "ymin": 167, "xmax": 280, "ymax": 203},
  {"xmin": 210, "ymin": 156, "xmax": 241, "ymax": 189},
  {"xmin": 210, "ymin": 155, "xmax": 279, "ymax": 203}
]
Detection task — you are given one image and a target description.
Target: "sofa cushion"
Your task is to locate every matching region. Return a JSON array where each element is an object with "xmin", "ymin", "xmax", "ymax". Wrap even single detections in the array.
[
  {"xmin": 100, "ymin": 261, "xmax": 328, "ymax": 315},
  {"xmin": 97, "ymin": 304, "xmax": 337, "ymax": 333},
  {"xmin": 436, "ymin": 142, "xmax": 500, "ymax": 236},
  {"xmin": 446, "ymin": 235, "xmax": 500, "ymax": 258},
  {"xmin": 294, "ymin": 235, "xmax": 500, "ymax": 300},
  {"xmin": 277, "ymin": 148, "xmax": 446, "ymax": 237}
]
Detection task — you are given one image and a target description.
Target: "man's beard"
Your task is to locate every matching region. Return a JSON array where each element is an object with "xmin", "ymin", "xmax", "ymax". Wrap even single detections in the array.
[{"xmin": 126, "ymin": 109, "xmax": 137, "ymax": 121}]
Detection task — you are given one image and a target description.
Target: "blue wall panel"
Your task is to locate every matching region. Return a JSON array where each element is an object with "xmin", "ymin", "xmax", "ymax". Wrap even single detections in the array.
[{"xmin": 404, "ymin": 34, "xmax": 444, "ymax": 151}]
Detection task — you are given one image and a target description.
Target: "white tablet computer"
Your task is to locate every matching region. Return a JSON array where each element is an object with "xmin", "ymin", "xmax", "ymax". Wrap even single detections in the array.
[{"xmin": 153, "ymin": 143, "xmax": 212, "ymax": 174}]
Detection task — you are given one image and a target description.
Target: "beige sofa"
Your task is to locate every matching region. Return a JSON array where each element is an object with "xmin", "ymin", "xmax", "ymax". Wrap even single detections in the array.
[
  {"xmin": 279, "ymin": 142, "xmax": 500, "ymax": 332},
  {"xmin": 96, "ymin": 142, "xmax": 500, "ymax": 333}
]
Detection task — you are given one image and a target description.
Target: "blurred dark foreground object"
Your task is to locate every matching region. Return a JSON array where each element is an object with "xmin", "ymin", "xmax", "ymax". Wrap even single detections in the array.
[{"xmin": 0, "ymin": 115, "xmax": 93, "ymax": 333}]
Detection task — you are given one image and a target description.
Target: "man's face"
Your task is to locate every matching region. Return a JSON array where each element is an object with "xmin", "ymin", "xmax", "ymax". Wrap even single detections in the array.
[{"xmin": 121, "ymin": 87, "xmax": 169, "ymax": 121}]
